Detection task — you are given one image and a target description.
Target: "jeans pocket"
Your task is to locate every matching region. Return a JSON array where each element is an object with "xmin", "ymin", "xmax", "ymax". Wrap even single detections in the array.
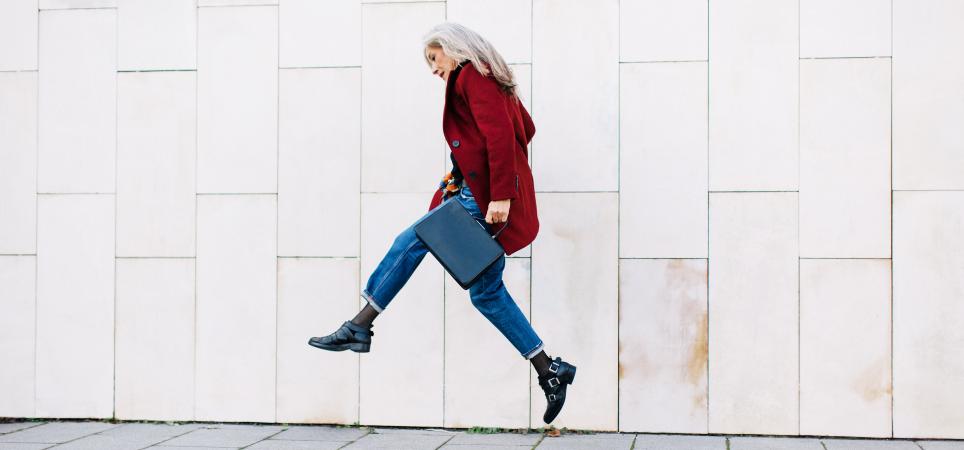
[{"xmin": 459, "ymin": 184, "xmax": 474, "ymax": 198}]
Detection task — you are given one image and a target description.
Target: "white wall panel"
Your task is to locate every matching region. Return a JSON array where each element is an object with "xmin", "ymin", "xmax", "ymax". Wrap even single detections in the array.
[
  {"xmin": 280, "ymin": 0, "xmax": 361, "ymax": 68},
  {"xmin": 38, "ymin": 9, "xmax": 116, "ymax": 193},
  {"xmin": 0, "ymin": 72, "xmax": 37, "ymax": 254},
  {"xmin": 361, "ymin": 3, "xmax": 445, "ymax": 193},
  {"xmin": 620, "ymin": 62, "xmax": 707, "ymax": 258},
  {"xmin": 530, "ymin": 192, "xmax": 618, "ymax": 430},
  {"xmin": 893, "ymin": 0, "xmax": 964, "ymax": 190},
  {"xmin": 36, "ymin": 194, "xmax": 114, "ymax": 418},
  {"xmin": 620, "ymin": 0, "xmax": 707, "ymax": 62},
  {"xmin": 40, "ymin": 0, "xmax": 116, "ymax": 9},
  {"xmin": 708, "ymin": 0, "xmax": 798, "ymax": 191},
  {"xmin": 197, "ymin": 6, "xmax": 278, "ymax": 194},
  {"xmin": 894, "ymin": 191, "xmax": 964, "ymax": 439},
  {"xmin": 619, "ymin": 259, "xmax": 708, "ymax": 433},
  {"xmin": 118, "ymin": 0, "xmax": 196, "ymax": 71},
  {"xmin": 708, "ymin": 192, "xmax": 798, "ymax": 434},
  {"xmin": 443, "ymin": 258, "xmax": 531, "ymax": 429},
  {"xmin": 115, "ymin": 258, "xmax": 195, "ymax": 421},
  {"xmin": 277, "ymin": 257, "xmax": 360, "ymax": 424},
  {"xmin": 199, "ymin": 0, "xmax": 278, "ymax": 6},
  {"xmin": 800, "ymin": 0, "xmax": 890, "ymax": 57},
  {"xmin": 800, "ymin": 58, "xmax": 890, "ymax": 258},
  {"xmin": 0, "ymin": 256, "xmax": 36, "ymax": 417},
  {"xmin": 358, "ymin": 193, "xmax": 444, "ymax": 426},
  {"xmin": 800, "ymin": 259, "xmax": 891, "ymax": 437},
  {"xmin": 531, "ymin": 0, "xmax": 618, "ymax": 192},
  {"xmin": 117, "ymin": 71, "xmax": 196, "ymax": 257},
  {"xmin": 279, "ymin": 68, "xmax": 360, "ymax": 257},
  {"xmin": 196, "ymin": 194, "xmax": 277, "ymax": 422},
  {"xmin": 0, "ymin": 1, "xmax": 38, "ymax": 70},
  {"xmin": 447, "ymin": 0, "xmax": 531, "ymax": 64}
]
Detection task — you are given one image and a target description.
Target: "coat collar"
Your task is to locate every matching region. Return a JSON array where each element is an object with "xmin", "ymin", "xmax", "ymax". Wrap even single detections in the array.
[{"xmin": 444, "ymin": 60, "xmax": 471, "ymax": 108}]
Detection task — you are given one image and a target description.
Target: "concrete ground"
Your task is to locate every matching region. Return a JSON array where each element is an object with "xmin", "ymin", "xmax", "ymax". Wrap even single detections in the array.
[{"xmin": 1, "ymin": 420, "xmax": 963, "ymax": 449}]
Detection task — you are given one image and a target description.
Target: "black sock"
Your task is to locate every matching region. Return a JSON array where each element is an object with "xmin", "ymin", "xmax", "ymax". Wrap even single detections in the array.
[
  {"xmin": 350, "ymin": 304, "xmax": 379, "ymax": 329},
  {"xmin": 530, "ymin": 350, "xmax": 551, "ymax": 378}
]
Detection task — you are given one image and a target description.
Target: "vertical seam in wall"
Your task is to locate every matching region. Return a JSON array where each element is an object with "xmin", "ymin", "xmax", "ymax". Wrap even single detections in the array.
[
  {"xmin": 442, "ymin": 0, "xmax": 448, "ymax": 430},
  {"xmin": 274, "ymin": 1, "xmax": 280, "ymax": 424},
  {"xmin": 797, "ymin": 0, "xmax": 802, "ymax": 435},
  {"xmin": 34, "ymin": 0, "xmax": 40, "ymax": 418},
  {"xmin": 357, "ymin": 0, "xmax": 364, "ymax": 427},
  {"xmin": 889, "ymin": 0, "xmax": 894, "ymax": 437},
  {"xmin": 113, "ymin": 4, "xmax": 119, "ymax": 420},
  {"xmin": 528, "ymin": 0, "xmax": 534, "ymax": 430},
  {"xmin": 193, "ymin": 0, "xmax": 199, "ymax": 422},
  {"xmin": 705, "ymin": 0, "xmax": 711, "ymax": 433},
  {"xmin": 615, "ymin": 0, "xmax": 621, "ymax": 433}
]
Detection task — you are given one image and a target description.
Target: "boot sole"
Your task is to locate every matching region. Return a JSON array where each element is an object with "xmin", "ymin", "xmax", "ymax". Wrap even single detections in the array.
[{"xmin": 308, "ymin": 339, "xmax": 370, "ymax": 353}]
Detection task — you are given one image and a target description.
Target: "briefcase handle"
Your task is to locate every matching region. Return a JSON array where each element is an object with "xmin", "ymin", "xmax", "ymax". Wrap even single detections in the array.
[
  {"xmin": 470, "ymin": 213, "xmax": 509, "ymax": 239},
  {"xmin": 445, "ymin": 189, "xmax": 511, "ymax": 240}
]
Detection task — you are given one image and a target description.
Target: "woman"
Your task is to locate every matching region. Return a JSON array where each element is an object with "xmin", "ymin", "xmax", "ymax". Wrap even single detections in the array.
[{"xmin": 308, "ymin": 22, "xmax": 576, "ymax": 424}]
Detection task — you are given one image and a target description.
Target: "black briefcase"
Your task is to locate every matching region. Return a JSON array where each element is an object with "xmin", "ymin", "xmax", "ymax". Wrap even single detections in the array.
[{"xmin": 413, "ymin": 195, "xmax": 510, "ymax": 289}]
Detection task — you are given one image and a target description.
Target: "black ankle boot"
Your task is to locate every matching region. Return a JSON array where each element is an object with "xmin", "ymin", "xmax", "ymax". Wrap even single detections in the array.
[
  {"xmin": 538, "ymin": 356, "xmax": 577, "ymax": 423},
  {"xmin": 308, "ymin": 320, "xmax": 374, "ymax": 353}
]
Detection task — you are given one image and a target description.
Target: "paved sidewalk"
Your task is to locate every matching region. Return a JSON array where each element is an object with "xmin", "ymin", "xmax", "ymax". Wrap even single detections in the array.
[{"xmin": 1, "ymin": 420, "xmax": 963, "ymax": 449}]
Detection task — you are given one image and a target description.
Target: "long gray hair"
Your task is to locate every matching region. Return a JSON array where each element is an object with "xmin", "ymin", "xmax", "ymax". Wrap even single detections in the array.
[{"xmin": 422, "ymin": 22, "xmax": 518, "ymax": 98}]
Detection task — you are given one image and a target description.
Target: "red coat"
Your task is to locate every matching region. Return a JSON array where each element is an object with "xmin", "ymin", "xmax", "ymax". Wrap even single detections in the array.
[{"xmin": 427, "ymin": 60, "xmax": 539, "ymax": 256}]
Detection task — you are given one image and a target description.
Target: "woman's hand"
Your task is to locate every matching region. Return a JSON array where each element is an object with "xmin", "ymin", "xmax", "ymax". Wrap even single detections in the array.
[{"xmin": 486, "ymin": 198, "xmax": 511, "ymax": 224}]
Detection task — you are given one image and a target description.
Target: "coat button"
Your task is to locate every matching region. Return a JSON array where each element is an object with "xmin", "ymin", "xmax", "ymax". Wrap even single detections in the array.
[{"xmin": 452, "ymin": 139, "xmax": 460, "ymax": 148}]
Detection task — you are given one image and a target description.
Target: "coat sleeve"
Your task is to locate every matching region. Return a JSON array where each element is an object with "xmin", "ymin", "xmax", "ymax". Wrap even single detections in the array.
[{"xmin": 461, "ymin": 66, "xmax": 518, "ymax": 201}]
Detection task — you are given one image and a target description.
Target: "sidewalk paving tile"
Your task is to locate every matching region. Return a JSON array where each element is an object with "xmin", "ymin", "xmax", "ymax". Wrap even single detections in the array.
[
  {"xmin": 443, "ymin": 431, "xmax": 542, "ymax": 446},
  {"xmin": 7, "ymin": 420, "xmax": 963, "ymax": 450},
  {"xmin": 343, "ymin": 433, "xmax": 455, "ymax": 449},
  {"xmin": 268, "ymin": 426, "xmax": 370, "ymax": 442},
  {"xmin": 0, "ymin": 422, "xmax": 119, "ymax": 444},
  {"xmin": 918, "ymin": 441, "xmax": 964, "ymax": 450},
  {"xmin": 0, "ymin": 424, "xmax": 45, "ymax": 435},
  {"xmin": 42, "ymin": 423, "xmax": 207, "ymax": 450},
  {"xmin": 0, "ymin": 444, "xmax": 53, "ymax": 450},
  {"xmin": 533, "ymin": 432, "xmax": 635, "ymax": 449},
  {"xmin": 633, "ymin": 434, "xmax": 726, "ymax": 450},
  {"xmin": 149, "ymin": 447, "xmax": 239, "ymax": 450},
  {"xmin": 98, "ymin": 423, "xmax": 205, "ymax": 440},
  {"xmin": 370, "ymin": 427, "xmax": 459, "ymax": 436},
  {"xmin": 246, "ymin": 440, "xmax": 346, "ymax": 450},
  {"xmin": 46, "ymin": 434, "xmax": 162, "ymax": 450},
  {"xmin": 441, "ymin": 446, "xmax": 534, "ymax": 449},
  {"xmin": 729, "ymin": 436, "xmax": 824, "ymax": 450},
  {"xmin": 156, "ymin": 424, "xmax": 284, "ymax": 448},
  {"xmin": 823, "ymin": 439, "xmax": 923, "ymax": 450}
]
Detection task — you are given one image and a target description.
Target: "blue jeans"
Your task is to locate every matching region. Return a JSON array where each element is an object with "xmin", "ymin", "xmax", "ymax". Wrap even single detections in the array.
[{"xmin": 360, "ymin": 181, "xmax": 545, "ymax": 360}]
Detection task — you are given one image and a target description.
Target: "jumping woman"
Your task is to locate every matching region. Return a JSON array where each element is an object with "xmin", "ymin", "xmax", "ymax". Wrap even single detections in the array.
[{"xmin": 308, "ymin": 21, "xmax": 577, "ymax": 424}]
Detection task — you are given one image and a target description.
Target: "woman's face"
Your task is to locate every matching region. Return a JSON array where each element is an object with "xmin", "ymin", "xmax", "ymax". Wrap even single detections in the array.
[{"xmin": 426, "ymin": 46, "xmax": 457, "ymax": 82}]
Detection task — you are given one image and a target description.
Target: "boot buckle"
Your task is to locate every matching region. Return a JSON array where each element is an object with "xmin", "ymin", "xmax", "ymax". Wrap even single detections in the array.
[
  {"xmin": 548, "ymin": 393, "xmax": 557, "ymax": 401},
  {"xmin": 547, "ymin": 377, "xmax": 560, "ymax": 388},
  {"xmin": 548, "ymin": 361, "xmax": 560, "ymax": 373}
]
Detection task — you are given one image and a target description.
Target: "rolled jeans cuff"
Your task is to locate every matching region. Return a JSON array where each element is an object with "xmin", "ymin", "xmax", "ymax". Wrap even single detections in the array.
[
  {"xmin": 361, "ymin": 289, "xmax": 384, "ymax": 313},
  {"xmin": 523, "ymin": 341, "xmax": 544, "ymax": 360}
]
